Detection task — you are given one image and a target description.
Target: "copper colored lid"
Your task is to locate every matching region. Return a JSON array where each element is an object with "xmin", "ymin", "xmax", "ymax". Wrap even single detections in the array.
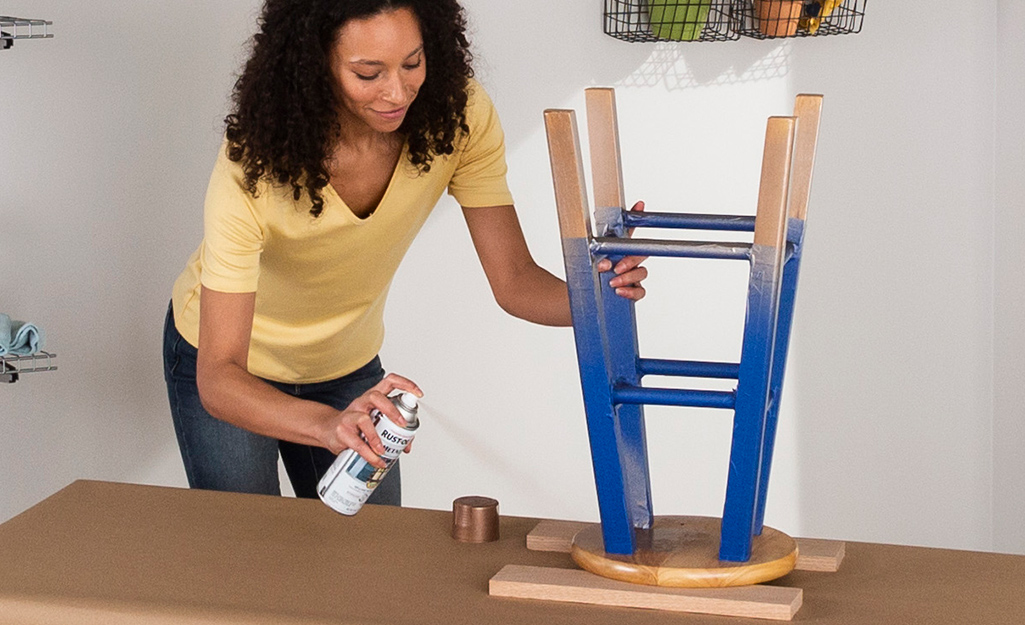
[{"xmin": 451, "ymin": 496, "xmax": 499, "ymax": 543}]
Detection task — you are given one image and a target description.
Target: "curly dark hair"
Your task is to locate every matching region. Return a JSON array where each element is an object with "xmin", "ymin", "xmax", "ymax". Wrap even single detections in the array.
[{"xmin": 225, "ymin": 0, "xmax": 474, "ymax": 217}]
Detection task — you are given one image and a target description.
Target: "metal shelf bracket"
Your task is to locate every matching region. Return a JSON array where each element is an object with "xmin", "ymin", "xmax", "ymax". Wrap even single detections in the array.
[
  {"xmin": 1, "ymin": 16, "xmax": 54, "ymax": 50},
  {"xmin": 1, "ymin": 352, "xmax": 58, "ymax": 383}
]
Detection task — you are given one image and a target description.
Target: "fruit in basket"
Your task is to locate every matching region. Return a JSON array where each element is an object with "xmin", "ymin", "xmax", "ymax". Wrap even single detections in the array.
[{"xmin": 647, "ymin": 0, "xmax": 712, "ymax": 41}]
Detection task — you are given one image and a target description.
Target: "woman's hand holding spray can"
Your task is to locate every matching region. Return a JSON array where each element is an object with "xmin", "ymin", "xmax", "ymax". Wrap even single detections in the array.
[{"xmin": 318, "ymin": 392, "xmax": 420, "ymax": 515}]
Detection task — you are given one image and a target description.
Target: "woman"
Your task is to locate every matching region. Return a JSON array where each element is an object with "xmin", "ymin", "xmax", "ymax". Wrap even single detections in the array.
[{"xmin": 163, "ymin": 0, "xmax": 647, "ymax": 504}]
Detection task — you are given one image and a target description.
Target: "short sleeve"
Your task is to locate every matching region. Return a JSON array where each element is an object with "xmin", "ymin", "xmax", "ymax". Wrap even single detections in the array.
[
  {"xmin": 199, "ymin": 147, "xmax": 265, "ymax": 293},
  {"xmin": 447, "ymin": 81, "xmax": 515, "ymax": 208}
]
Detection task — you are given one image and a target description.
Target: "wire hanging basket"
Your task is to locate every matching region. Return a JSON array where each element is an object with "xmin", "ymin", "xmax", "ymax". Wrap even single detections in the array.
[
  {"xmin": 736, "ymin": 0, "xmax": 866, "ymax": 39},
  {"xmin": 604, "ymin": 0, "xmax": 739, "ymax": 43},
  {"xmin": 602, "ymin": 1, "xmax": 865, "ymax": 43}
]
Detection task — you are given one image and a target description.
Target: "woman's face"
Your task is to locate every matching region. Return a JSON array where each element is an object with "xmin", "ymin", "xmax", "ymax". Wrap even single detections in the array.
[{"xmin": 330, "ymin": 7, "xmax": 427, "ymax": 135}]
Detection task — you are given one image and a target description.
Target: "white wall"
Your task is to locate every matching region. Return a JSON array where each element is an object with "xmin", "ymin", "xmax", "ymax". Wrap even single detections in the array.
[
  {"xmin": 994, "ymin": 0, "xmax": 1025, "ymax": 555},
  {"xmin": 0, "ymin": 1, "xmax": 1016, "ymax": 554},
  {"xmin": 1, "ymin": 0, "xmax": 259, "ymax": 520}
]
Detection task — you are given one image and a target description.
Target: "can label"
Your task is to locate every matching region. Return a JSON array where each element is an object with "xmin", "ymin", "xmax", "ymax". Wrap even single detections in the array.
[{"xmin": 317, "ymin": 411, "xmax": 416, "ymax": 515}]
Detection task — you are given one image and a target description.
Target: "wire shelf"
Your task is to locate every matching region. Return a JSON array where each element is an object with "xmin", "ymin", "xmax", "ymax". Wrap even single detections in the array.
[
  {"xmin": 1, "ymin": 352, "xmax": 57, "ymax": 383},
  {"xmin": 3, "ymin": 15, "xmax": 57, "ymax": 381},
  {"xmin": 604, "ymin": 1, "xmax": 739, "ymax": 43},
  {"xmin": 736, "ymin": 1, "xmax": 865, "ymax": 39},
  {"xmin": 603, "ymin": 1, "xmax": 865, "ymax": 43},
  {"xmin": 1, "ymin": 15, "xmax": 54, "ymax": 50}
]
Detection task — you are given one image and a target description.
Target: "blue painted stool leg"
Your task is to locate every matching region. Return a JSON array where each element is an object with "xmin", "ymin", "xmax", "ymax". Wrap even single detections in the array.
[
  {"xmin": 752, "ymin": 95, "xmax": 823, "ymax": 533},
  {"xmin": 754, "ymin": 219, "xmax": 805, "ymax": 533},
  {"xmin": 600, "ymin": 264, "xmax": 654, "ymax": 531},
  {"xmin": 586, "ymin": 89, "xmax": 653, "ymax": 533},
  {"xmin": 752, "ymin": 96, "xmax": 822, "ymax": 534},
  {"xmin": 597, "ymin": 209, "xmax": 654, "ymax": 531},
  {"xmin": 720, "ymin": 116, "xmax": 794, "ymax": 563},
  {"xmin": 545, "ymin": 109, "xmax": 637, "ymax": 555},
  {"xmin": 720, "ymin": 245, "xmax": 781, "ymax": 562},
  {"xmin": 563, "ymin": 237, "xmax": 637, "ymax": 555}
]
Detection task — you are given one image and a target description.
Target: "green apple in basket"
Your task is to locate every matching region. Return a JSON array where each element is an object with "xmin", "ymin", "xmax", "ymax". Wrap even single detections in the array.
[{"xmin": 647, "ymin": 0, "xmax": 712, "ymax": 41}]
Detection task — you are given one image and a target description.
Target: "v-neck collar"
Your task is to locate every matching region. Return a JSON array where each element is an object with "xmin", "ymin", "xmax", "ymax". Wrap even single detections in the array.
[{"xmin": 325, "ymin": 143, "xmax": 408, "ymax": 224}]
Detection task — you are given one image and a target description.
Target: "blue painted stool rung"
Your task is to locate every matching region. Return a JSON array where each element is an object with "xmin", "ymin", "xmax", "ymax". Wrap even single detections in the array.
[
  {"xmin": 544, "ymin": 89, "xmax": 823, "ymax": 561},
  {"xmin": 612, "ymin": 384, "xmax": 737, "ymax": 410},
  {"xmin": 636, "ymin": 358, "xmax": 740, "ymax": 379}
]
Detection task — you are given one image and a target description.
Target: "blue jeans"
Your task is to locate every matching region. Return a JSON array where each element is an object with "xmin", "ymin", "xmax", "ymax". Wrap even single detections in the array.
[{"xmin": 162, "ymin": 303, "xmax": 400, "ymax": 504}]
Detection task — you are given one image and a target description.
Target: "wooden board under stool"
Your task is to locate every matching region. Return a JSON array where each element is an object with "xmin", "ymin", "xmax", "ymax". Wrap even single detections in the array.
[{"xmin": 490, "ymin": 564, "xmax": 802, "ymax": 621}]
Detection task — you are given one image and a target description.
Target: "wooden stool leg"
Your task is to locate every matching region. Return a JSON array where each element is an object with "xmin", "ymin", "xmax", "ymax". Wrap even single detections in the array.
[
  {"xmin": 545, "ymin": 109, "xmax": 635, "ymax": 555},
  {"xmin": 721, "ymin": 117, "xmax": 796, "ymax": 562},
  {"xmin": 755, "ymin": 95, "xmax": 823, "ymax": 533}
]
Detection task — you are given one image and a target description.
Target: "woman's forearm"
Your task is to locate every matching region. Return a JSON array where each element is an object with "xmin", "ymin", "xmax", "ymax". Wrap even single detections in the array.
[
  {"xmin": 196, "ymin": 358, "xmax": 335, "ymax": 447},
  {"xmin": 491, "ymin": 262, "xmax": 572, "ymax": 327}
]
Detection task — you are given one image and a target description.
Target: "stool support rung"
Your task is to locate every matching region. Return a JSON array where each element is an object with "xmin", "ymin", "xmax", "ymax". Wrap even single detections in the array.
[
  {"xmin": 622, "ymin": 211, "xmax": 756, "ymax": 232},
  {"xmin": 592, "ymin": 237, "xmax": 752, "ymax": 260},
  {"xmin": 612, "ymin": 385, "xmax": 737, "ymax": 410},
  {"xmin": 637, "ymin": 358, "xmax": 740, "ymax": 379}
]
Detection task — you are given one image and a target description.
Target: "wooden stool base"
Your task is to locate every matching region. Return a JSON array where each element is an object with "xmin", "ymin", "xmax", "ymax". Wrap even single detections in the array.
[{"xmin": 570, "ymin": 516, "xmax": 798, "ymax": 588}]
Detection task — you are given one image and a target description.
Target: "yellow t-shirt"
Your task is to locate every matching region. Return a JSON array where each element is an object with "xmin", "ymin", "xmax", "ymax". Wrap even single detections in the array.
[{"xmin": 171, "ymin": 80, "xmax": 513, "ymax": 383}]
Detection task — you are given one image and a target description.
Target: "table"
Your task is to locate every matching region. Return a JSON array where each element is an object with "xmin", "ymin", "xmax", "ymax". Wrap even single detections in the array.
[{"xmin": 0, "ymin": 480, "xmax": 1022, "ymax": 624}]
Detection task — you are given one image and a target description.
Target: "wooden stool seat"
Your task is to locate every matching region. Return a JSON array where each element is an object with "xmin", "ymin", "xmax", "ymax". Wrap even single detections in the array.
[{"xmin": 571, "ymin": 516, "xmax": 798, "ymax": 588}]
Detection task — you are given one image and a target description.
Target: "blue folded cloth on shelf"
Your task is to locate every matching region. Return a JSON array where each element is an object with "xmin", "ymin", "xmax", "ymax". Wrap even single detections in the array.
[{"xmin": 0, "ymin": 313, "xmax": 46, "ymax": 357}]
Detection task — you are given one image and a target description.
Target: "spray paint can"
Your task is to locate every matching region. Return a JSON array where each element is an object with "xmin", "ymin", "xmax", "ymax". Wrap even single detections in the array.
[{"xmin": 317, "ymin": 392, "xmax": 419, "ymax": 515}]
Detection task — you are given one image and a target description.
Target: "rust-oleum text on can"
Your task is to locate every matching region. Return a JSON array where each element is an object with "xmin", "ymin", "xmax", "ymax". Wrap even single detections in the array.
[{"xmin": 317, "ymin": 392, "xmax": 419, "ymax": 515}]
